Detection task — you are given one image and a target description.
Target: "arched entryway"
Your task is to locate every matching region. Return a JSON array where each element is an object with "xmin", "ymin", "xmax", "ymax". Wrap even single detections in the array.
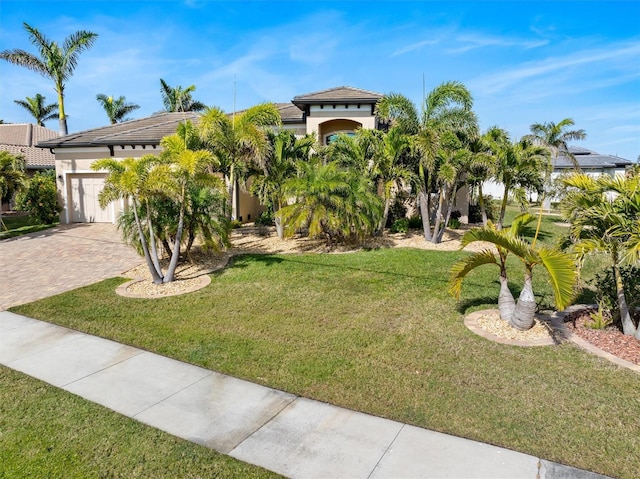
[{"xmin": 318, "ymin": 119, "xmax": 362, "ymax": 145}]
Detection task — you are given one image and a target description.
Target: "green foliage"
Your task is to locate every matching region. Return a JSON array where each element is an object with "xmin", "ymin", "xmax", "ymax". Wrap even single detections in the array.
[
  {"xmin": 255, "ymin": 210, "xmax": 274, "ymax": 226},
  {"xmin": 390, "ymin": 217, "xmax": 409, "ymax": 233},
  {"xmin": 0, "ymin": 151, "xmax": 26, "ymax": 204},
  {"xmin": 586, "ymin": 303, "xmax": 613, "ymax": 330},
  {"xmin": 589, "ymin": 266, "xmax": 640, "ymax": 327},
  {"xmin": 15, "ymin": 171, "xmax": 60, "ymax": 224},
  {"xmin": 469, "ymin": 195, "xmax": 498, "ymax": 223},
  {"xmin": 408, "ymin": 215, "xmax": 422, "ymax": 229}
]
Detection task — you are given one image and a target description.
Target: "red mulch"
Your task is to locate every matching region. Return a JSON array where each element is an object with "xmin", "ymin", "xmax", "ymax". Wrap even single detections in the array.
[{"xmin": 564, "ymin": 308, "xmax": 640, "ymax": 366}]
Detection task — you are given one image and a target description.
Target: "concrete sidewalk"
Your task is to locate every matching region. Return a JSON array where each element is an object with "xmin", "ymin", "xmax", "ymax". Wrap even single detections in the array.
[{"xmin": 0, "ymin": 311, "xmax": 610, "ymax": 479}]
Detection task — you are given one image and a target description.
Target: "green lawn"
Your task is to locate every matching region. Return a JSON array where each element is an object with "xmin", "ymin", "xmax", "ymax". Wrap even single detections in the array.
[
  {"xmin": 0, "ymin": 366, "xmax": 279, "ymax": 478},
  {"xmin": 11, "ymin": 245, "xmax": 639, "ymax": 479},
  {"xmin": 0, "ymin": 213, "xmax": 57, "ymax": 239}
]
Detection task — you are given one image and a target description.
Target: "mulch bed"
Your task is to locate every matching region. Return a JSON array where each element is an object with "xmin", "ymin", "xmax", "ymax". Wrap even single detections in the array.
[{"xmin": 564, "ymin": 308, "xmax": 640, "ymax": 366}]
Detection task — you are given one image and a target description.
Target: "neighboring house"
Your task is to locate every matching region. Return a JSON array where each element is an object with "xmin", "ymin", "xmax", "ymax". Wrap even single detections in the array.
[
  {"xmin": 482, "ymin": 146, "xmax": 635, "ymax": 202},
  {"xmin": 39, "ymin": 86, "xmax": 468, "ymax": 225},
  {"xmin": 1, "ymin": 123, "xmax": 57, "ymax": 211}
]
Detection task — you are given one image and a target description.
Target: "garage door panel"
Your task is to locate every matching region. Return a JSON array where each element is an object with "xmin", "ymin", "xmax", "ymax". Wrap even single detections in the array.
[{"xmin": 69, "ymin": 175, "xmax": 113, "ymax": 223}]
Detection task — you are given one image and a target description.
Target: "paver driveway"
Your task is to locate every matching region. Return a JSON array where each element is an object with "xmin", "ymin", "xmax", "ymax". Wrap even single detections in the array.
[{"xmin": 1, "ymin": 224, "xmax": 141, "ymax": 310}]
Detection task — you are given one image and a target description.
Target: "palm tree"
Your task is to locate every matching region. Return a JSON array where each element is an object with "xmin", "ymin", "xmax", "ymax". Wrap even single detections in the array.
[
  {"xmin": 160, "ymin": 79, "xmax": 206, "ymax": 113},
  {"xmin": 466, "ymin": 132, "xmax": 495, "ymax": 226},
  {"xmin": 198, "ymin": 103, "xmax": 281, "ymax": 219},
  {"xmin": 0, "ymin": 151, "xmax": 27, "ymax": 230},
  {"xmin": 376, "ymin": 81, "xmax": 478, "ymax": 243},
  {"xmin": 486, "ymin": 128, "xmax": 551, "ymax": 229},
  {"xmin": 528, "ymin": 118, "xmax": 586, "ymax": 169},
  {"xmin": 92, "ymin": 155, "xmax": 165, "ymax": 284},
  {"xmin": 250, "ymin": 130, "xmax": 315, "ymax": 238},
  {"xmin": 562, "ymin": 172, "xmax": 640, "ymax": 338},
  {"xmin": 13, "ymin": 94, "xmax": 58, "ymax": 126},
  {"xmin": 1, "ymin": 23, "xmax": 98, "ymax": 135},
  {"xmin": 450, "ymin": 214, "xmax": 577, "ymax": 331},
  {"xmin": 96, "ymin": 94, "xmax": 140, "ymax": 124},
  {"xmin": 277, "ymin": 159, "xmax": 382, "ymax": 244}
]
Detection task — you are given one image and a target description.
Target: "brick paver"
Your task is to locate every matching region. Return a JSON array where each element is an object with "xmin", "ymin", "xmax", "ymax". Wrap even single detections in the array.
[{"xmin": 0, "ymin": 224, "xmax": 141, "ymax": 310}]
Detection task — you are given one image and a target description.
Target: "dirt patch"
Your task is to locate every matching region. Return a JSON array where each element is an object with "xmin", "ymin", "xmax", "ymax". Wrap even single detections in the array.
[{"xmin": 564, "ymin": 308, "xmax": 640, "ymax": 366}]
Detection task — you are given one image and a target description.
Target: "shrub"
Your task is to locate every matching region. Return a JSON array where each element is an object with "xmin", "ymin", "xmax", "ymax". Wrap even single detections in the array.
[
  {"xmin": 15, "ymin": 171, "xmax": 60, "ymax": 224},
  {"xmin": 589, "ymin": 265, "xmax": 640, "ymax": 329},
  {"xmin": 254, "ymin": 210, "xmax": 274, "ymax": 226},
  {"xmin": 408, "ymin": 215, "xmax": 422, "ymax": 229},
  {"xmin": 469, "ymin": 195, "xmax": 498, "ymax": 224},
  {"xmin": 390, "ymin": 217, "xmax": 409, "ymax": 233}
]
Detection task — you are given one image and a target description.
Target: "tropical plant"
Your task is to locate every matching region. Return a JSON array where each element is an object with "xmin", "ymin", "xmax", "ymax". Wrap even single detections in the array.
[
  {"xmin": 0, "ymin": 151, "xmax": 27, "ymax": 230},
  {"xmin": 96, "ymin": 94, "xmax": 140, "ymax": 124},
  {"xmin": 160, "ymin": 79, "xmax": 206, "ymax": 113},
  {"xmin": 450, "ymin": 213, "xmax": 577, "ymax": 330},
  {"xmin": 277, "ymin": 159, "xmax": 382, "ymax": 244},
  {"xmin": 198, "ymin": 103, "xmax": 281, "ymax": 219},
  {"xmin": 376, "ymin": 81, "xmax": 478, "ymax": 243},
  {"xmin": 485, "ymin": 127, "xmax": 551, "ymax": 229},
  {"xmin": 15, "ymin": 170, "xmax": 60, "ymax": 224},
  {"xmin": 0, "ymin": 23, "xmax": 98, "ymax": 135},
  {"xmin": 13, "ymin": 94, "xmax": 58, "ymax": 126},
  {"xmin": 528, "ymin": 118, "xmax": 586, "ymax": 169},
  {"xmin": 562, "ymin": 172, "xmax": 640, "ymax": 338},
  {"xmin": 250, "ymin": 130, "xmax": 315, "ymax": 238},
  {"xmin": 466, "ymin": 132, "xmax": 496, "ymax": 226}
]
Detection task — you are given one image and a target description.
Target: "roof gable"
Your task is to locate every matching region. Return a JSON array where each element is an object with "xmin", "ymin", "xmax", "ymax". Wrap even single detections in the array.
[
  {"xmin": 293, "ymin": 86, "xmax": 383, "ymax": 106},
  {"xmin": 555, "ymin": 146, "xmax": 634, "ymax": 169}
]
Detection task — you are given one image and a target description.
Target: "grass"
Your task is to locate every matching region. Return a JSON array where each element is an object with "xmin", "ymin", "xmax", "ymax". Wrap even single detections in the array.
[
  {"xmin": 0, "ymin": 212, "xmax": 57, "ymax": 239},
  {"xmin": 0, "ymin": 366, "xmax": 280, "ymax": 478},
  {"xmin": 11, "ymin": 244, "xmax": 640, "ymax": 479}
]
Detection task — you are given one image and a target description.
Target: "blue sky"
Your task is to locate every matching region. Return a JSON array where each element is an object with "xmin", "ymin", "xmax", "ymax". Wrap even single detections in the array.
[{"xmin": 1, "ymin": 0, "xmax": 639, "ymax": 161}]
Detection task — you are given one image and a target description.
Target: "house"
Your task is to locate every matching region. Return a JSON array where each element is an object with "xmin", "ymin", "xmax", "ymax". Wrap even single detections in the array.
[
  {"xmin": 482, "ymin": 146, "xmax": 635, "ymax": 203},
  {"xmin": 39, "ymin": 86, "xmax": 469, "ymax": 225},
  {"xmin": 1, "ymin": 123, "xmax": 57, "ymax": 211}
]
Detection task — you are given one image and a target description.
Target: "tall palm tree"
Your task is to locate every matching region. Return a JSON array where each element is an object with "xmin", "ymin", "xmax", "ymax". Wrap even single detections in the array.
[
  {"xmin": 96, "ymin": 94, "xmax": 140, "ymax": 124},
  {"xmin": 450, "ymin": 214, "xmax": 577, "ymax": 331},
  {"xmin": 160, "ymin": 79, "xmax": 206, "ymax": 113},
  {"xmin": 486, "ymin": 128, "xmax": 551, "ymax": 229},
  {"xmin": 198, "ymin": 103, "xmax": 281, "ymax": 219},
  {"xmin": 92, "ymin": 155, "xmax": 165, "ymax": 284},
  {"xmin": 529, "ymin": 118, "xmax": 586, "ymax": 169},
  {"xmin": 0, "ymin": 151, "xmax": 27, "ymax": 230},
  {"xmin": 562, "ymin": 172, "xmax": 640, "ymax": 338},
  {"xmin": 13, "ymin": 94, "xmax": 58, "ymax": 126},
  {"xmin": 1, "ymin": 23, "xmax": 98, "ymax": 135},
  {"xmin": 376, "ymin": 82, "xmax": 478, "ymax": 243},
  {"xmin": 466, "ymin": 132, "xmax": 495, "ymax": 226}
]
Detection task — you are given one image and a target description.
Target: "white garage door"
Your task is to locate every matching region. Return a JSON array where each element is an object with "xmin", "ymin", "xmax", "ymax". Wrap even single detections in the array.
[{"xmin": 70, "ymin": 174, "xmax": 113, "ymax": 223}]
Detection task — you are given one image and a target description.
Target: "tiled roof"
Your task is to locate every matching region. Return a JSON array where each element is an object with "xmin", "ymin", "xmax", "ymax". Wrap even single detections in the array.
[
  {"xmin": 0, "ymin": 124, "xmax": 57, "ymax": 169},
  {"xmin": 275, "ymin": 102, "xmax": 305, "ymax": 123},
  {"xmin": 555, "ymin": 146, "xmax": 633, "ymax": 169},
  {"xmin": 293, "ymin": 86, "xmax": 383, "ymax": 105},
  {"xmin": 37, "ymin": 112, "xmax": 201, "ymax": 148}
]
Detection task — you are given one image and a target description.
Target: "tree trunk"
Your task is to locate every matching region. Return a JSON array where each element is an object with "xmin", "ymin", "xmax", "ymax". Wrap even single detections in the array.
[
  {"xmin": 378, "ymin": 197, "xmax": 391, "ymax": 236},
  {"xmin": 146, "ymin": 208, "xmax": 162, "ymax": 275},
  {"xmin": 437, "ymin": 184, "xmax": 458, "ymax": 243},
  {"xmin": 132, "ymin": 200, "xmax": 163, "ymax": 284},
  {"xmin": 509, "ymin": 273, "xmax": 537, "ymax": 331},
  {"xmin": 497, "ymin": 182, "xmax": 510, "ymax": 230},
  {"xmin": 418, "ymin": 190, "xmax": 432, "ymax": 241},
  {"xmin": 431, "ymin": 188, "xmax": 446, "ymax": 244},
  {"xmin": 498, "ymin": 275, "xmax": 516, "ymax": 322},
  {"xmin": 164, "ymin": 196, "xmax": 185, "ymax": 283},
  {"xmin": 57, "ymin": 89, "xmax": 68, "ymax": 136},
  {"xmin": 478, "ymin": 183, "xmax": 488, "ymax": 226},
  {"xmin": 615, "ymin": 264, "xmax": 637, "ymax": 336}
]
